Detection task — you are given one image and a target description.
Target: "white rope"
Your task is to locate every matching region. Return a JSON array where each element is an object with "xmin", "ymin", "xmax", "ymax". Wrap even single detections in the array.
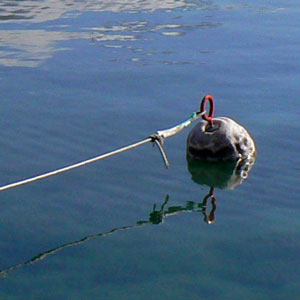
[
  {"xmin": 0, "ymin": 138, "xmax": 152, "ymax": 192},
  {"xmin": 0, "ymin": 111, "xmax": 204, "ymax": 192}
]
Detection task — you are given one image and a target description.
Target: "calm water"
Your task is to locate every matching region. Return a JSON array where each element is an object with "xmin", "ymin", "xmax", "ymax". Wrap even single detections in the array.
[{"xmin": 0, "ymin": 1, "xmax": 299, "ymax": 299}]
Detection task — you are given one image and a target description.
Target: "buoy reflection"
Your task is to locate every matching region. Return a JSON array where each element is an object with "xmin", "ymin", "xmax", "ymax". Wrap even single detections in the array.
[
  {"xmin": 186, "ymin": 155, "xmax": 256, "ymax": 224},
  {"xmin": 187, "ymin": 156, "xmax": 256, "ymax": 190}
]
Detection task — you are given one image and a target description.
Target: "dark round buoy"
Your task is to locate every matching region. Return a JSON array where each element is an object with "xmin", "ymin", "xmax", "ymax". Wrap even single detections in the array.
[
  {"xmin": 187, "ymin": 117, "xmax": 256, "ymax": 161},
  {"xmin": 187, "ymin": 95, "xmax": 256, "ymax": 161}
]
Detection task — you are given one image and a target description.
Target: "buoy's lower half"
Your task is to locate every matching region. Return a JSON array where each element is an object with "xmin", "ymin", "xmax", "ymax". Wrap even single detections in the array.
[{"xmin": 187, "ymin": 117, "xmax": 256, "ymax": 161}]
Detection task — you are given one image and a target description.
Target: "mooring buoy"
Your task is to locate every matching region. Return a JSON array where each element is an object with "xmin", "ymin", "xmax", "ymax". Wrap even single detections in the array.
[{"xmin": 187, "ymin": 95, "xmax": 256, "ymax": 161}]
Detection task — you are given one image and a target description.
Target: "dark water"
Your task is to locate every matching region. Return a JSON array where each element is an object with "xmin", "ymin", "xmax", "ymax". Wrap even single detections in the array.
[{"xmin": 0, "ymin": 1, "xmax": 299, "ymax": 299}]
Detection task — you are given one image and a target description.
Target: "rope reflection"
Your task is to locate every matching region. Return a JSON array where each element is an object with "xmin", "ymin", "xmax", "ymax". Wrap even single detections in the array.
[{"xmin": 0, "ymin": 192, "xmax": 215, "ymax": 278}]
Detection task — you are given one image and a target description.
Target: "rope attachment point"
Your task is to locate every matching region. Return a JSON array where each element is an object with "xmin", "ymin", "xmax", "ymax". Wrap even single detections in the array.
[
  {"xmin": 150, "ymin": 110, "xmax": 206, "ymax": 168},
  {"xmin": 150, "ymin": 134, "xmax": 170, "ymax": 168}
]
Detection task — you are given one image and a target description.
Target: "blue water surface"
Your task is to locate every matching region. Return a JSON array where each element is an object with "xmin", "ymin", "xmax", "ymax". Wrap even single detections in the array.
[{"xmin": 0, "ymin": 1, "xmax": 299, "ymax": 299}]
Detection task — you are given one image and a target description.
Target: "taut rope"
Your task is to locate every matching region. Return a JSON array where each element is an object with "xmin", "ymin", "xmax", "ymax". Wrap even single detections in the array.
[{"xmin": 0, "ymin": 110, "xmax": 206, "ymax": 192}]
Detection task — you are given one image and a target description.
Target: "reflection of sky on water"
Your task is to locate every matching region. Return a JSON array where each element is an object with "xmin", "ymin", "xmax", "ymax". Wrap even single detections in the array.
[
  {"xmin": 0, "ymin": 0, "xmax": 284, "ymax": 23},
  {"xmin": 0, "ymin": 0, "xmax": 221, "ymax": 67},
  {"xmin": 0, "ymin": 26, "xmax": 143, "ymax": 67},
  {"xmin": 0, "ymin": 0, "xmax": 200, "ymax": 23},
  {"xmin": 0, "ymin": 1, "xmax": 284, "ymax": 68},
  {"xmin": 0, "ymin": 30, "xmax": 85, "ymax": 67}
]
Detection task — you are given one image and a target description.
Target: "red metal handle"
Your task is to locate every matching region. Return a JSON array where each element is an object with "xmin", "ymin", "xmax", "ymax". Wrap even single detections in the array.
[{"xmin": 200, "ymin": 94, "xmax": 215, "ymax": 124}]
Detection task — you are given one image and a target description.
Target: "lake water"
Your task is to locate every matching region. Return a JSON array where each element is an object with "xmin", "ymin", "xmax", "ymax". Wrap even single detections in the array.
[{"xmin": 0, "ymin": 1, "xmax": 299, "ymax": 299}]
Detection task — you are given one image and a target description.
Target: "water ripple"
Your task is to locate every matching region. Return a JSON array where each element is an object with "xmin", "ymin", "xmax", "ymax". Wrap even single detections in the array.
[
  {"xmin": 0, "ymin": 15, "xmax": 220, "ymax": 67},
  {"xmin": 0, "ymin": 0, "xmax": 208, "ymax": 23},
  {"xmin": 0, "ymin": 1, "xmax": 224, "ymax": 67}
]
